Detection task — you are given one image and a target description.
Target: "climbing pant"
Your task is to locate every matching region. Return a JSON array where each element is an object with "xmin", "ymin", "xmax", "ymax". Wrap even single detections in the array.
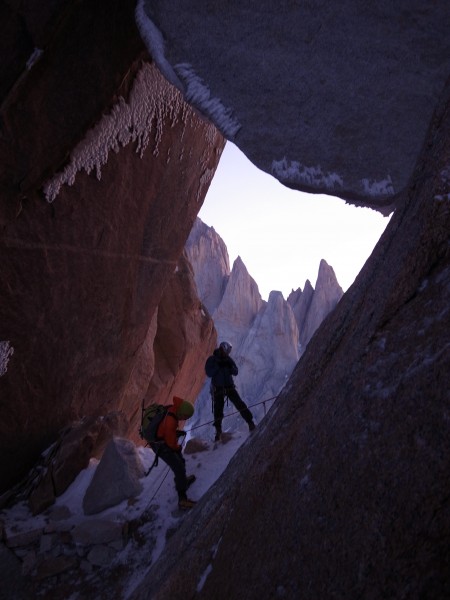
[
  {"xmin": 213, "ymin": 386, "xmax": 253, "ymax": 432},
  {"xmin": 151, "ymin": 443, "xmax": 188, "ymax": 498}
]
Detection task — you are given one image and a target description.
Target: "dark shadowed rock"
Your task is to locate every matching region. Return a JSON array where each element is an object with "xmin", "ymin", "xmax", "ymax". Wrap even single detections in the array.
[
  {"xmin": 0, "ymin": 543, "xmax": 35, "ymax": 599},
  {"xmin": 71, "ymin": 520, "xmax": 124, "ymax": 546},
  {"xmin": 140, "ymin": 1, "xmax": 450, "ymax": 211},
  {"xmin": 27, "ymin": 412, "xmax": 128, "ymax": 515}
]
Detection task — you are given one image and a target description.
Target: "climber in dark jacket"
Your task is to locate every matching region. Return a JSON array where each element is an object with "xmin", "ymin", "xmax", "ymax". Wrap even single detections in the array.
[{"xmin": 205, "ymin": 341, "xmax": 255, "ymax": 441}]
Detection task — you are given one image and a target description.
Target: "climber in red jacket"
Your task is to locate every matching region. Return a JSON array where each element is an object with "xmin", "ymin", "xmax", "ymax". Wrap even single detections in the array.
[{"xmin": 152, "ymin": 396, "xmax": 197, "ymax": 510}]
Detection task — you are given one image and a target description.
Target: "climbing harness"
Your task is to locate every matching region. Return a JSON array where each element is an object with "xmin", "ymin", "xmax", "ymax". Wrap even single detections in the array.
[{"xmin": 144, "ymin": 430, "xmax": 187, "ymax": 477}]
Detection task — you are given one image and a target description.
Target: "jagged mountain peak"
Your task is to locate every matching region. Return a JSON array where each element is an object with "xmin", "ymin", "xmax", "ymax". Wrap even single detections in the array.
[
  {"xmin": 185, "ymin": 218, "xmax": 230, "ymax": 315},
  {"xmin": 316, "ymin": 258, "xmax": 342, "ymax": 289},
  {"xmin": 185, "ymin": 218, "xmax": 344, "ymax": 433}
]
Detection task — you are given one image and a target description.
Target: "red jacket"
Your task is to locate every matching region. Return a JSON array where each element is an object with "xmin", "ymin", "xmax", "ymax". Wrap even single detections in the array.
[{"xmin": 156, "ymin": 396, "xmax": 183, "ymax": 451}]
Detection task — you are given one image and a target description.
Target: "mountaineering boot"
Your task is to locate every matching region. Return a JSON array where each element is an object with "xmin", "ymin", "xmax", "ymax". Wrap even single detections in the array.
[
  {"xmin": 214, "ymin": 428, "xmax": 222, "ymax": 442},
  {"xmin": 186, "ymin": 474, "xmax": 196, "ymax": 488},
  {"xmin": 178, "ymin": 496, "xmax": 196, "ymax": 510},
  {"xmin": 248, "ymin": 421, "xmax": 256, "ymax": 432}
]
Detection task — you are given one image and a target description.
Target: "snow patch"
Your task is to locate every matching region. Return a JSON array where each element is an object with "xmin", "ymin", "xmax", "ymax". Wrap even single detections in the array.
[
  {"xmin": 196, "ymin": 537, "xmax": 222, "ymax": 592},
  {"xmin": 26, "ymin": 48, "xmax": 43, "ymax": 70},
  {"xmin": 440, "ymin": 165, "xmax": 450, "ymax": 183},
  {"xmin": 434, "ymin": 193, "xmax": 450, "ymax": 202},
  {"xmin": 376, "ymin": 337, "xmax": 386, "ymax": 351},
  {"xmin": 271, "ymin": 158, "xmax": 344, "ymax": 190},
  {"xmin": 0, "ymin": 340, "xmax": 14, "ymax": 376},
  {"xmin": 418, "ymin": 279, "xmax": 428, "ymax": 292},
  {"xmin": 196, "ymin": 563, "xmax": 213, "ymax": 592},
  {"xmin": 436, "ymin": 167, "xmax": 450, "ymax": 200}
]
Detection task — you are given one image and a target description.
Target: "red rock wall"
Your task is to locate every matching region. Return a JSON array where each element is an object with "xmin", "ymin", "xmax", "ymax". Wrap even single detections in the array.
[
  {"xmin": 123, "ymin": 252, "xmax": 217, "ymax": 444},
  {"xmin": 0, "ymin": 1, "xmax": 224, "ymax": 492}
]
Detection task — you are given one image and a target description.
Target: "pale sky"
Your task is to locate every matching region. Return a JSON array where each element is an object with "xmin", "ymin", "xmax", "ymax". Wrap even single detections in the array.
[{"xmin": 199, "ymin": 142, "xmax": 391, "ymax": 301}]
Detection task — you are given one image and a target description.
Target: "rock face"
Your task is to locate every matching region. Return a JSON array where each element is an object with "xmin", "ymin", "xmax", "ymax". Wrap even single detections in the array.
[
  {"xmin": 137, "ymin": 252, "xmax": 217, "ymax": 414},
  {"xmin": 139, "ymin": 0, "xmax": 450, "ymax": 211},
  {"xmin": 185, "ymin": 218, "xmax": 230, "ymax": 315},
  {"xmin": 186, "ymin": 219, "xmax": 342, "ymax": 430},
  {"xmin": 0, "ymin": 1, "xmax": 223, "ymax": 493}
]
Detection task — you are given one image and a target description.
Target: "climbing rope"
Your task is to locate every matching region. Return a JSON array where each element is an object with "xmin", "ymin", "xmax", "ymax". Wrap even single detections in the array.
[
  {"xmin": 146, "ymin": 462, "xmax": 171, "ymax": 505},
  {"xmin": 188, "ymin": 395, "xmax": 278, "ymax": 433}
]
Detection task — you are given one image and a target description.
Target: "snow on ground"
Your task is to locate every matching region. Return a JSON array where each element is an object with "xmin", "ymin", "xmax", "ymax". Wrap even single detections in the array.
[{"xmin": 0, "ymin": 418, "xmax": 250, "ymax": 598}]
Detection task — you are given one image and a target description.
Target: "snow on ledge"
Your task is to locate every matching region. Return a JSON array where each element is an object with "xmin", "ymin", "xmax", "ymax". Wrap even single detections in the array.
[
  {"xmin": 43, "ymin": 63, "xmax": 196, "ymax": 202},
  {"xmin": 135, "ymin": 0, "xmax": 241, "ymax": 140},
  {"xmin": 135, "ymin": 0, "xmax": 183, "ymax": 91},
  {"xmin": 173, "ymin": 63, "xmax": 241, "ymax": 139},
  {"xmin": 361, "ymin": 175, "xmax": 395, "ymax": 197},
  {"xmin": 272, "ymin": 158, "xmax": 396, "ymax": 199},
  {"xmin": 272, "ymin": 158, "xmax": 344, "ymax": 191}
]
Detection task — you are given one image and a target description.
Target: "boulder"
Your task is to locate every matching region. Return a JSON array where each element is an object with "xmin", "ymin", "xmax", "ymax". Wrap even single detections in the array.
[{"xmin": 82, "ymin": 438, "xmax": 145, "ymax": 515}]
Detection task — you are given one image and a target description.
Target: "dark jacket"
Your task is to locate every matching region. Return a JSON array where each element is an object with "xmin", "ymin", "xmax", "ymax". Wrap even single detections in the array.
[{"xmin": 205, "ymin": 348, "xmax": 238, "ymax": 388}]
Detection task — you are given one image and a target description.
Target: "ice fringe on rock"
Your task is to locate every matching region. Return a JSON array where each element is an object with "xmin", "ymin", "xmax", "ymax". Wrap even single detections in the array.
[
  {"xmin": 135, "ymin": 0, "xmax": 241, "ymax": 140},
  {"xmin": 361, "ymin": 174, "xmax": 395, "ymax": 197},
  {"xmin": 43, "ymin": 62, "xmax": 219, "ymax": 203},
  {"xmin": 0, "ymin": 340, "xmax": 14, "ymax": 377},
  {"xmin": 271, "ymin": 158, "xmax": 344, "ymax": 191}
]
